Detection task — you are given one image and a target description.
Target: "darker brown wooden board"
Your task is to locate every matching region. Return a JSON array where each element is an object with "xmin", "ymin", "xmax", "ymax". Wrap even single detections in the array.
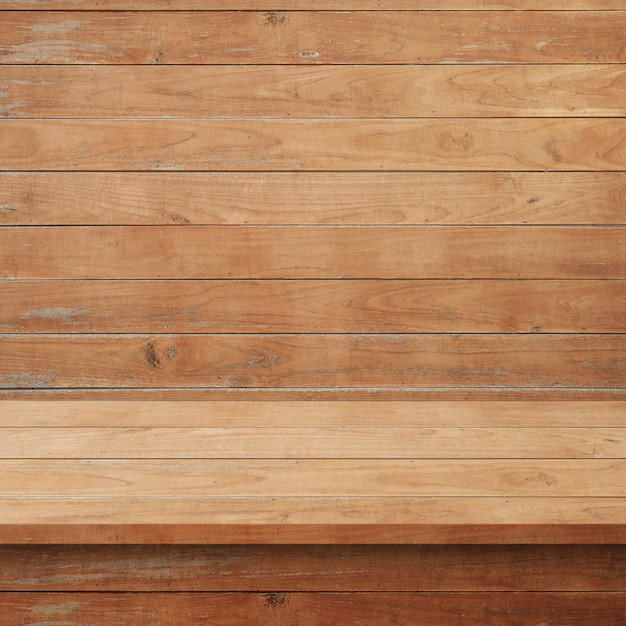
[
  {"xmin": 2, "ymin": 12, "xmax": 626, "ymax": 65},
  {"xmin": 2, "ymin": 545, "xmax": 624, "ymax": 592},
  {"xmin": 3, "ymin": 226, "xmax": 625, "ymax": 279},
  {"xmin": 3, "ymin": 279, "xmax": 625, "ymax": 334},
  {"xmin": 3, "ymin": 172, "xmax": 625, "ymax": 226},
  {"xmin": 1, "ymin": 592, "xmax": 625, "ymax": 625},
  {"xmin": 4, "ymin": 65, "xmax": 626, "ymax": 119},
  {"xmin": 1, "ymin": 334, "xmax": 624, "ymax": 389},
  {"xmin": 3, "ymin": 119, "xmax": 626, "ymax": 171}
]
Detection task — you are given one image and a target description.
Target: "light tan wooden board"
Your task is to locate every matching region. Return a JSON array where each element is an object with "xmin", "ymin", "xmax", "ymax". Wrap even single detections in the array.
[
  {"xmin": 3, "ymin": 401, "xmax": 625, "ymax": 428},
  {"xmin": 3, "ymin": 544, "xmax": 625, "ymax": 592},
  {"xmin": 2, "ymin": 12, "xmax": 626, "ymax": 65},
  {"xmin": 2, "ymin": 496, "xmax": 625, "ymax": 543},
  {"xmin": 3, "ymin": 172, "xmax": 625, "ymax": 226},
  {"xmin": 4, "ymin": 427, "xmax": 625, "ymax": 459},
  {"xmin": 1, "ymin": 335, "xmax": 624, "ymax": 389},
  {"xmin": 4, "ymin": 65, "xmax": 626, "ymax": 118},
  {"xmin": 3, "ymin": 459, "xmax": 626, "ymax": 496},
  {"xmin": 3, "ymin": 226, "xmax": 625, "ymax": 279},
  {"xmin": 3, "ymin": 119, "xmax": 626, "ymax": 171},
  {"xmin": 2, "ymin": 1, "xmax": 625, "ymax": 9},
  {"xmin": 2, "ymin": 592, "xmax": 624, "ymax": 626},
  {"xmin": 3, "ymin": 279, "xmax": 625, "ymax": 334}
]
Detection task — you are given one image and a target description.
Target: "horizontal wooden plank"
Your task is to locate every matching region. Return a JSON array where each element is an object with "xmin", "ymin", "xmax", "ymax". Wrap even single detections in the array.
[
  {"xmin": 2, "ymin": 1, "xmax": 625, "ymax": 10},
  {"xmin": 4, "ymin": 426, "xmax": 625, "ymax": 459},
  {"xmin": 3, "ymin": 458, "xmax": 625, "ymax": 496},
  {"xmin": 3, "ymin": 544, "xmax": 625, "ymax": 592},
  {"xmin": 2, "ymin": 592, "xmax": 624, "ymax": 625},
  {"xmin": 4, "ymin": 65, "xmax": 626, "ymax": 118},
  {"xmin": 5, "ymin": 389, "xmax": 626, "ymax": 401},
  {"xmin": 1, "ymin": 335, "xmax": 624, "ymax": 389},
  {"xmin": 2, "ymin": 12, "xmax": 626, "ymax": 65},
  {"xmin": 3, "ymin": 400, "xmax": 626, "ymax": 428},
  {"xmin": 3, "ymin": 172, "xmax": 625, "ymax": 226},
  {"xmin": 2, "ymin": 279, "xmax": 625, "ymax": 334},
  {"xmin": 2, "ymin": 496, "xmax": 626, "ymax": 544},
  {"xmin": 3, "ymin": 226, "xmax": 625, "ymax": 279},
  {"xmin": 3, "ymin": 119, "xmax": 626, "ymax": 171}
]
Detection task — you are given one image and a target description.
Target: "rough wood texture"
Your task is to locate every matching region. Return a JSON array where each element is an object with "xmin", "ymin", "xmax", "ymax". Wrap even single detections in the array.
[
  {"xmin": 3, "ymin": 544, "xmax": 625, "ymax": 591},
  {"xmin": 2, "ymin": 592, "xmax": 625, "ymax": 625},
  {"xmin": 1, "ymin": 0, "xmax": 625, "ymax": 619},
  {"xmin": 1, "ymin": 335, "xmax": 624, "ymax": 389},
  {"xmin": 2, "ymin": 1, "xmax": 625, "ymax": 9},
  {"xmin": 3, "ymin": 279, "xmax": 625, "ymax": 333},
  {"xmin": 2, "ymin": 12, "xmax": 626, "ymax": 65},
  {"xmin": 4, "ymin": 65, "xmax": 626, "ymax": 118},
  {"xmin": 3, "ymin": 119, "xmax": 626, "ymax": 171}
]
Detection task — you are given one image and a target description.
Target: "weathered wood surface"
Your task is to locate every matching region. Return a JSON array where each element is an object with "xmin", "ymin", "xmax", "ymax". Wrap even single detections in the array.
[
  {"xmin": 4, "ymin": 389, "xmax": 626, "ymax": 401},
  {"xmin": 4, "ymin": 65, "xmax": 626, "ymax": 118},
  {"xmin": 1, "ymin": 335, "xmax": 624, "ymax": 388},
  {"xmin": 3, "ymin": 226, "xmax": 625, "ymax": 279},
  {"xmin": 2, "ymin": 592, "xmax": 625, "ymax": 625},
  {"xmin": 3, "ymin": 172, "xmax": 625, "ymax": 226},
  {"xmin": 3, "ymin": 544, "xmax": 624, "ymax": 591},
  {"xmin": 3, "ymin": 279, "xmax": 625, "ymax": 334},
  {"xmin": 3, "ymin": 119, "xmax": 626, "ymax": 171},
  {"xmin": 2, "ymin": 1, "xmax": 625, "ymax": 9},
  {"xmin": 2, "ymin": 12, "xmax": 626, "ymax": 65}
]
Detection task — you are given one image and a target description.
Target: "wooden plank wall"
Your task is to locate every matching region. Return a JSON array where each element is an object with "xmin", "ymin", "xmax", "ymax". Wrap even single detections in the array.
[
  {"xmin": 1, "ymin": 1, "xmax": 626, "ymax": 401},
  {"xmin": 1, "ymin": 1, "xmax": 626, "ymax": 624}
]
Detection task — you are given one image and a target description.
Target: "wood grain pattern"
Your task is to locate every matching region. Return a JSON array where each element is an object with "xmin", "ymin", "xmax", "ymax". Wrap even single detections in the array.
[
  {"xmin": 2, "ymin": 1, "xmax": 625, "ymax": 9},
  {"xmin": 2, "ymin": 11, "xmax": 626, "ymax": 65},
  {"xmin": 4, "ymin": 65, "xmax": 626, "ymax": 118},
  {"xmin": 3, "ymin": 400, "xmax": 626, "ymax": 428},
  {"xmin": 3, "ymin": 279, "xmax": 625, "ymax": 334},
  {"xmin": 6, "ymin": 426, "xmax": 625, "ymax": 459},
  {"xmin": 1, "ymin": 592, "xmax": 624, "ymax": 625},
  {"xmin": 3, "ymin": 119, "xmax": 626, "ymax": 171},
  {"xmin": 1, "ymin": 335, "xmax": 624, "ymax": 389},
  {"xmin": 5, "ymin": 458, "xmax": 625, "ymax": 497},
  {"xmin": 3, "ymin": 544, "xmax": 625, "ymax": 592},
  {"xmin": 4, "ymin": 388, "xmax": 626, "ymax": 401},
  {"xmin": 3, "ymin": 172, "xmax": 625, "ymax": 226},
  {"xmin": 2, "ymin": 496, "xmax": 626, "ymax": 544},
  {"xmin": 3, "ymin": 226, "xmax": 625, "ymax": 279}
]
